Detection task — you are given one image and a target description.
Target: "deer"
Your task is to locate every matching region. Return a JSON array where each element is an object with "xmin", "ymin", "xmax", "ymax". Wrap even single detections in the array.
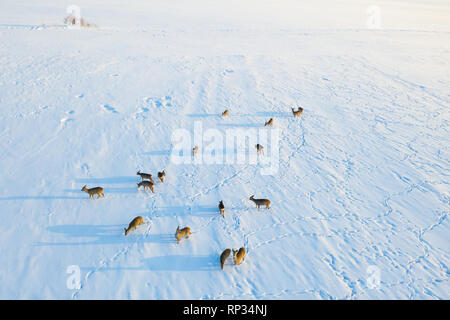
[
  {"xmin": 136, "ymin": 170, "xmax": 153, "ymax": 182},
  {"xmin": 124, "ymin": 216, "xmax": 145, "ymax": 236},
  {"xmin": 220, "ymin": 248, "xmax": 231, "ymax": 270},
  {"xmin": 222, "ymin": 109, "xmax": 229, "ymax": 117},
  {"xmin": 81, "ymin": 185, "xmax": 104, "ymax": 199},
  {"xmin": 249, "ymin": 195, "xmax": 271, "ymax": 210},
  {"xmin": 137, "ymin": 180, "xmax": 154, "ymax": 193},
  {"xmin": 256, "ymin": 144, "xmax": 264, "ymax": 155},
  {"xmin": 218, "ymin": 200, "xmax": 225, "ymax": 217},
  {"xmin": 175, "ymin": 226, "xmax": 191, "ymax": 244},
  {"xmin": 264, "ymin": 118, "xmax": 274, "ymax": 126},
  {"xmin": 232, "ymin": 247, "xmax": 246, "ymax": 265},
  {"xmin": 192, "ymin": 146, "xmax": 199, "ymax": 157},
  {"xmin": 291, "ymin": 107, "xmax": 303, "ymax": 118},
  {"xmin": 157, "ymin": 170, "xmax": 165, "ymax": 183}
]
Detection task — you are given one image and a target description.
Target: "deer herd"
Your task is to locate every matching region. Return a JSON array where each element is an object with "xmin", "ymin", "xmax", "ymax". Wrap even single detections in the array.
[{"xmin": 80, "ymin": 107, "xmax": 303, "ymax": 270}]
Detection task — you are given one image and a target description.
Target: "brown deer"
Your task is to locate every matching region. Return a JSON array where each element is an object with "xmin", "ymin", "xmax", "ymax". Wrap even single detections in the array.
[
  {"xmin": 137, "ymin": 170, "xmax": 153, "ymax": 182},
  {"xmin": 192, "ymin": 146, "xmax": 199, "ymax": 157},
  {"xmin": 249, "ymin": 195, "xmax": 271, "ymax": 210},
  {"xmin": 218, "ymin": 200, "xmax": 225, "ymax": 217},
  {"xmin": 81, "ymin": 185, "xmax": 104, "ymax": 199},
  {"xmin": 291, "ymin": 107, "xmax": 303, "ymax": 117},
  {"xmin": 175, "ymin": 226, "xmax": 191, "ymax": 244},
  {"xmin": 232, "ymin": 247, "xmax": 246, "ymax": 265},
  {"xmin": 124, "ymin": 216, "xmax": 145, "ymax": 236},
  {"xmin": 264, "ymin": 118, "xmax": 274, "ymax": 126},
  {"xmin": 256, "ymin": 144, "xmax": 264, "ymax": 155},
  {"xmin": 157, "ymin": 170, "xmax": 166, "ymax": 183},
  {"xmin": 221, "ymin": 109, "xmax": 229, "ymax": 117},
  {"xmin": 220, "ymin": 248, "xmax": 231, "ymax": 269},
  {"xmin": 137, "ymin": 180, "xmax": 154, "ymax": 193}
]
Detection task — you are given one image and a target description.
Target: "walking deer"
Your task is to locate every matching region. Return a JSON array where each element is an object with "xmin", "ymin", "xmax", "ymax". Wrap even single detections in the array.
[
  {"xmin": 158, "ymin": 170, "xmax": 166, "ymax": 183},
  {"xmin": 232, "ymin": 247, "xmax": 246, "ymax": 265},
  {"xmin": 256, "ymin": 144, "xmax": 264, "ymax": 155},
  {"xmin": 264, "ymin": 118, "xmax": 274, "ymax": 126},
  {"xmin": 218, "ymin": 200, "xmax": 225, "ymax": 217},
  {"xmin": 81, "ymin": 185, "xmax": 104, "ymax": 199},
  {"xmin": 220, "ymin": 248, "xmax": 231, "ymax": 269},
  {"xmin": 249, "ymin": 195, "xmax": 271, "ymax": 210},
  {"xmin": 137, "ymin": 170, "xmax": 153, "ymax": 182},
  {"xmin": 192, "ymin": 146, "xmax": 199, "ymax": 157},
  {"xmin": 291, "ymin": 107, "xmax": 303, "ymax": 117},
  {"xmin": 124, "ymin": 216, "xmax": 145, "ymax": 236},
  {"xmin": 137, "ymin": 180, "xmax": 154, "ymax": 193},
  {"xmin": 175, "ymin": 226, "xmax": 191, "ymax": 244}
]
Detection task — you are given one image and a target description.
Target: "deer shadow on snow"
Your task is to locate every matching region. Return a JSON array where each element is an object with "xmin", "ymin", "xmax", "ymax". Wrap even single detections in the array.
[
  {"xmin": 80, "ymin": 254, "xmax": 219, "ymax": 273},
  {"xmin": 61, "ymin": 176, "xmax": 140, "ymax": 195},
  {"xmin": 34, "ymin": 224, "xmax": 174, "ymax": 247},
  {"xmin": 142, "ymin": 254, "xmax": 217, "ymax": 271},
  {"xmin": 74, "ymin": 176, "xmax": 138, "ymax": 184},
  {"xmin": 0, "ymin": 195, "xmax": 83, "ymax": 201},
  {"xmin": 142, "ymin": 150, "xmax": 171, "ymax": 156},
  {"xmin": 152, "ymin": 205, "xmax": 218, "ymax": 218},
  {"xmin": 64, "ymin": 187, "xmax": 138, "ymax": 195}
]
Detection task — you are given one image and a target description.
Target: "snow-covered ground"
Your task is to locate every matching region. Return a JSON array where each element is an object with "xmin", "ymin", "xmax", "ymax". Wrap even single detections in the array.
[{"xmin": 0, "ymin": 0, "xmax": 449, "ymax": 299}]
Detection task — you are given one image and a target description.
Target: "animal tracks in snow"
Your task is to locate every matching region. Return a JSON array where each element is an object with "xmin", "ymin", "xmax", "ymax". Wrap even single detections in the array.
[
  {"xmin": 101, "ymin": 104, "xmax": 119, "ymax": 114},
  {"xmin": 143, "ymin": 96, "xmax": 173, "ymax": 108}
]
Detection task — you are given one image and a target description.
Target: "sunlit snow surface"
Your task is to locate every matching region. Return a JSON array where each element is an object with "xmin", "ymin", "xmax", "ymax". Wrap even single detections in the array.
[{"xmin": 0, "ymin": 0, "xmax": 448, "ymax": 299}]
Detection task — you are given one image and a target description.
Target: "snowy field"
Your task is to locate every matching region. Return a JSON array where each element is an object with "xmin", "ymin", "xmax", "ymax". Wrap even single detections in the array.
[{"xmin": 0, "ymin": 0, "xmax": 449, "ymax": 299}]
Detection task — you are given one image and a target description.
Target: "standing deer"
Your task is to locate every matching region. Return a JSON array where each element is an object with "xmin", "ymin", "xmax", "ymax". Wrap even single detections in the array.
[
  {"xmin": 222, "ymin": 109, "xmax": 229, "ymax": 117},
  {"xmin": 249, "ymin": 195, "xmax": 271, "ymax": 210},
  {"xmin": 137, "ymin": 180, "xmax": 154, "ymax": 193},
  {"xmin": 220, "ymin": 248, "xmax": 231, "ymax": 270},
  {"xmin": 291, "ymin": 107, "xmax": 303, "ymax": 117},
  {"xmin": 232, "ymin": 247, "xmax": 246, "ymax": 265},
  {"xmin": 192, "ymin": 146, "xmax": 199, "ymax": 157},
  {"xmin": 137, "ymin": 170, "xmax": 153, "ymax": 182},
  {"xmin": 124, "ymin": 216, "xmax": 145, "ymax": 236},
  {"xmin": 264, "ymin": 118, "xmax": 274, "ymax": 126},
  {"xmin": 175, "ymin": 226, "xmax": 191, "ymax": 244},
  {"xmin": 158, "ymin": 170, "xmax": 166, "ymax": 183},
  {"xmin": 81, "ymin": 185, "xmax": 104, "ymax": 199},
  {"xmin": 218, "ymin": 200, "xmax": 225, "ymax": 217},
  {"xmin": 256, "ymin": 144, "xmax": 264, "ymax": 155}
]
